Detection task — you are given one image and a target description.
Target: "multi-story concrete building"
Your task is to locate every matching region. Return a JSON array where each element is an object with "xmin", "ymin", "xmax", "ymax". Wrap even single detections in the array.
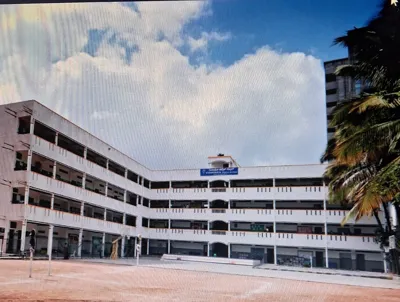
[
  {"xmin": 0, "ymin": 100, "xmax": 384, "ymax": 272},
  {"xmin": 324, "ymin": 57, "xmax": 353, "ymax": 140},
  {"xmin": 324, "ymin": 28, "xmax": 369, "ymax": 140}
]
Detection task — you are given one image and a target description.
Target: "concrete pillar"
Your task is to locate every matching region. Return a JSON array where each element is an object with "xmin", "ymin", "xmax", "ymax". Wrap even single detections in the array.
[
  {"xmin": 207, "ymin": 221, "xmax": 210, "ymax": 230},
  {"xmin": 147, "ymin": 239, "xmax": 150, "ymax": 255},
  {"xmin": 123, "ymin": 190, "xmax": 127, "ymax": 203},
  {"xmin": 149, "ymin": 200, "xmax": 151, "ymax": 208},
  {"xmin": 104, "ymin": 209, "xmax": 107, "ymax": 221},
  {"xmin": 106, "ymin": 159, "xmax": 109, "ymax": 170},
  {"xmin": 29, "ymin": 117, "xmax": 35, "ymax": 134},
  {"xmin": 134, "ymin": 237, "xmax": 137, "ymax": 258},
  {"xmin": 228, "ymin": 200, "xmax": 231, "ymax": 209},
  {"xmin": 207, "ymin": 242, "xmax": 210, "ymax": 257},
  {"xmin": 47, "ymin": 224, "xmax": 54, "ymax": 257},
  {"xmin": 105, "ymin": 183, "xmax": 108, "ymax": 197},
  {"xmin": 24, "ymin": 187, "xmax": 30, "ymax": 205},
  {"xmin": 52, "ymin": 162, "xmax": 57, "ymax": 179},
  {"xmin": 228, "ymin": 223, "xmax": 230, "ymax": 231},
  {"xmin": 323, "ymin": 182, "xmax": 329, "ymax": 268},
  {"xmin": 351, "ymin": 250, "xmax": 356, "ymax": 270},
  {"xmin": 101, "ymin": 233, "xmax": 105, "ymax": 258},
  {"xmin": 168, "ymin": 200, "xmax": 171, "ymax": 208},
  {"xmin": 273, "ymin": 198, "xmax": 277, "ymax": 258},
  {"xmin": 123, "ymin": 213, "xmax": 126, "ymax": 225},
  {"xmin": 1, "ymin": 222, "xmax": 10, "ymax": 255},
  {"xmin": 54, "ymin": 132, "xmax": 58, "ymax": 146},
  {"xmin": 20, "ymin": 220, "xmax": 27, "ymax": 255},
  {"xmin": 50, "ymin": 194, "xmax": 54, "ymax": 210},
  {"xmin": 80, "ymin": 202, "xmax": 84, "ymax": 216},
  {"xmin": 228, "ymin": 244, "xmax": 231, "ymax": 258},
  {"xmin": 26, "ymin": 150, "xmax": 32, "ymax": 171},
  {"xmin": 272, "ymin": 191, "xmax": 277, "ymax": 266},
  {"xmin": 168, "ymin": 220, "xmax": 171, "ymax": 229},
  {"xmin": 124, "ymin": 169, "xmax": 128, "ymax": 179},
  {"xmin": 167, "ymin": 240, "xmax": 170, "ymax": 254},
  {"xmin": 383, "ymin": 252, "xmax": 388, "ymax": 273},
  {"xmin": 78, "ymin": 229, "xmax": 83, "ymax": 258},
  {"xmin": 82, "ymin": 173, "xmax": 86, "ymax": 189},
  {"xmin": 83, "ymin": 147, "xmax": 87, "ymax": 159},
  {"xmin": 121, "ymin": 236, "xmax": 125, "ymax": 258}
]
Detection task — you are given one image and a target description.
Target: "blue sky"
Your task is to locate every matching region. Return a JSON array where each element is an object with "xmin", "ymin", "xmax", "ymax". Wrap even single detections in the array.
[
  {"xmin": 0, "ymin": 2, "xmax": 382, "ymax": 169},
  {"xmin": 182, "ymin": 0, "xmax": 381, "ymax": 65},
  {"xmin": 84, "ymin": 0, "xmax": 382, "ymax": 68}
]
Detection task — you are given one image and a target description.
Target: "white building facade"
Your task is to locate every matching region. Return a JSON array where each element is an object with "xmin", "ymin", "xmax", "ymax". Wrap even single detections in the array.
[{"xmin": 0, "ymin": 100, "xmax": 385, "ymax": 272}]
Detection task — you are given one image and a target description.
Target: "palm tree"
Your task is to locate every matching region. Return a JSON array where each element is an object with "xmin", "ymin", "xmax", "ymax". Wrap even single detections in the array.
[
  {"xmin": 322, "ymin": 0, "xmax": 400, "ymax": 273},
  {"xmin": 322, "ymin": 91, "xmax": 400, "ymax": 275},
  {"xmin": 333, "ymin": 1, "xmax": 400, "ymax": 92}
]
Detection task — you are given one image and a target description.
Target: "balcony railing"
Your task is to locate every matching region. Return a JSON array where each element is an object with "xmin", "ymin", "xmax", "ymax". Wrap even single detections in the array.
[
  {"xmin": 211, "ymin": 209, "xmax": 226, "ymax": 213},
  {"xmin": 151, "ymin": 186, "xmax": 326, "ymax": 195},
  {"xmin": 211, "ymin": 188, "xmax": 226, "ymax": 193},
  {"xmin": 143, "ymin": 228, "xmax": 378, "ymax": 250},
  {"xmin": 25, "ymin": 205, "xmax": 134, "ymax": 235},
  {"xmin": 211, "ymin": 230, "xmax": 227, "ymax": 235}
]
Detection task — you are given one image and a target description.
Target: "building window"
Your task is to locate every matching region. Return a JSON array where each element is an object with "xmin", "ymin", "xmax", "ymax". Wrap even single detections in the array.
[
  {"xmin": 17, "ymin": 117, "xmax": 31, "ymax": 134},
  {"xmin": 326, "ymin": 101, "xmax": 337, "ymax": 108},
  {"xmin": 326, "ymin": 88, "xmax": 337, "ymax": 95},
  {"xmin": 325, "ymin": 73, "xmax": 336, "ymax": 83}
]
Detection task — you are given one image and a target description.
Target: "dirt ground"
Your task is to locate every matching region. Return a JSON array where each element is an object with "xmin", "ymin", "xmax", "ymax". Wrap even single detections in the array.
[{"xmin": 0, "ymin": 260, "xmax": 399, "ymax": 302}]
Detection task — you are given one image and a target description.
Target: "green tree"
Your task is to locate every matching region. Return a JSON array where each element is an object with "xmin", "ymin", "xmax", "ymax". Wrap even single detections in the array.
[{"xmin": 322, "ymin": 0, "xmax": 400, "ymax": 274}]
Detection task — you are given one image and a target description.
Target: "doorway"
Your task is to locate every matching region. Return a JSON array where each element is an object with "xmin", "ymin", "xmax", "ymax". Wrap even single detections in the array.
[
  {"xmin": 266, "ymin": 248, "xmax": 274, "ymax": 264},
  {"xmin": 316, "ymin": 251, "xmax": 324, "ymax": 267},
  {"xmin": 211, "ymin": 243, "xmax": 228, "ymax": 257},
  {"xmin": 339, "ymin": 252, "xmax": 352, "ymax": 270},
  {"xmin": 356, "ymin": 253, "xmax": 365, "ymax": 271}
]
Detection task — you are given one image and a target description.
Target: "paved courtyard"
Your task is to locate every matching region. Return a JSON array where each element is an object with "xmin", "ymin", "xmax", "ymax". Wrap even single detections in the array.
[
  {"xmin": 0, "ymin": 259, "xmax": 399, "ymax": 301},
  {"xmin": 75, "ymin": 258, "xmax": 400, "ymax": 289}
]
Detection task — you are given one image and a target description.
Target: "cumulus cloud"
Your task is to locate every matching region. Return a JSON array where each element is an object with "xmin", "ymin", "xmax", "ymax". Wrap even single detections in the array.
[{"xmin": 0, "ymin": 2, "xmax": 326, "ymax": 170}]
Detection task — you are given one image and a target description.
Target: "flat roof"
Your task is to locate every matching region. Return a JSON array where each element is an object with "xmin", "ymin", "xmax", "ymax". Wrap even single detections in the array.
[
  {"xmin": 3, "ymin": 100, "xmax": 326, "ymax": 172},
  {"xmin": 324, "ymin": 57, "xmax": 348, "ymax": 65}
]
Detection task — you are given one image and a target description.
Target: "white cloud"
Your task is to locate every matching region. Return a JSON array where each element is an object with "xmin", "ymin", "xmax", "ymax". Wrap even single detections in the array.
[
  {"xmin": 188, "ymin": 31, "xmax": 232, "ymax": 53},
  {"xmin": 0, "ymin": 2, "xmax": 326, "ymax": 169}
]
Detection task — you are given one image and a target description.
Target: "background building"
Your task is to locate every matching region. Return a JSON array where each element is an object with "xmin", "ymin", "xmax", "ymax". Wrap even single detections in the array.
[{"xmin": 324, "ymin": 28, "xmax": 369, "ymax": 140}]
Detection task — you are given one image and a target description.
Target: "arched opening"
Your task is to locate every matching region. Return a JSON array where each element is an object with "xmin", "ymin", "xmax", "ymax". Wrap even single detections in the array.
[
  {"xmin": 209, "ymin": 180, "xmax": 228, "ymax": 188},
  {"xmin": 210, "ymin": 242, "xmax": 228, "ymax": 258},
  {"xmin": 209, "ymin": 199, "xmax": 228, "ymax": 209},
  {"xmin": 210, "ymin": 220, "xmax": 228, "ymax": 231}
]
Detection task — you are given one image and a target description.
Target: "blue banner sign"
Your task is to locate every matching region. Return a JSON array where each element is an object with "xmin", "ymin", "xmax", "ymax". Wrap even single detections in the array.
[{"xmin": 200, "ymin": 167, "xmax": 238, "ymax": 176}]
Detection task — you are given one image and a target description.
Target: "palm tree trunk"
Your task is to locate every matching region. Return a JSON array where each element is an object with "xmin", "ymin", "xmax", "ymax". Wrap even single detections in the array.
[
  {"xmin": 373, "ymin": 210, "xmax": 384, "ymax": 232},
  {"xmin": 394, "ymin": 203, "xmax": 400, "ymax": 229},
  {"xmin": 382, "ymin": 202, "xmax": 392, "ymax": 232}
]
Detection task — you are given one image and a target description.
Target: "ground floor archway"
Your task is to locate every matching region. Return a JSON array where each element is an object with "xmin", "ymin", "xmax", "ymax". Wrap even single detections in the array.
[{"xmin": 210, "ymin": 242, "xmax": 228, "ymax": 258}]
